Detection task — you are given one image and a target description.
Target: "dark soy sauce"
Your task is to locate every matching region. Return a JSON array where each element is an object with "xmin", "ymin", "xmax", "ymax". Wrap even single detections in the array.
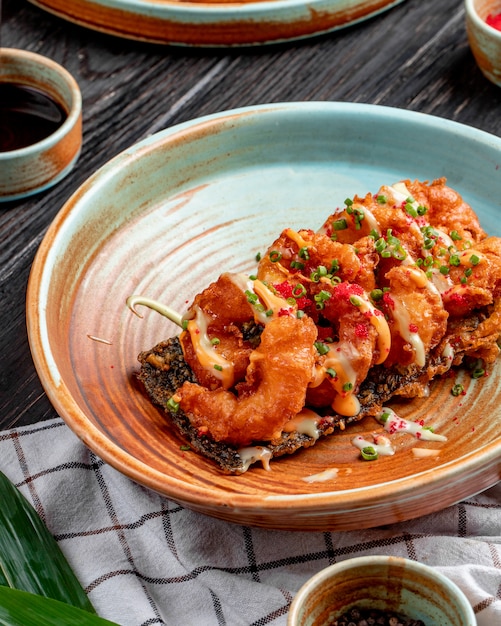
[{"xmin": 0, "ymin": 82, "xmax": 67, "ymax": 152}]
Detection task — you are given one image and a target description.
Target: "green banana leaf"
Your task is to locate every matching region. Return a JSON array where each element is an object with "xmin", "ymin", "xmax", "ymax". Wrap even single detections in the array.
[
  {"xmin": 0, "ymin": 471, "xmax": 95, "ymax": 613},
  {"xmin": 0, "ymin": 587, "xmax": 119, "ymax": 626}
]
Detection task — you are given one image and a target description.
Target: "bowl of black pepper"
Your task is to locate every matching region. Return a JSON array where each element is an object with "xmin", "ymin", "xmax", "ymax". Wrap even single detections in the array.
[{"xmin": 288, "ymin": 556, "xmax": 476, "ymax": 626}]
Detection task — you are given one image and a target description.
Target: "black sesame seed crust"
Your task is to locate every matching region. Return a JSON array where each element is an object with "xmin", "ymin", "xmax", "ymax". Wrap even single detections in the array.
[
  {"xmin": 137, "ymin": 337, "xmax": 344, "ymax": 474},
  {"xmin": 136, "ymin": 300, "xmax": 494, "ymax": 474},
  {"xmin": 135, "ymin": 335, "xmax": 453, "ymax": 474}
]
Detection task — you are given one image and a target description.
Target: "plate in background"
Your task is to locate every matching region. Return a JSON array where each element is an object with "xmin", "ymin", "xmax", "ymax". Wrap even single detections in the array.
[
  {"xmin": 27, "ymin": 102, "xmax": 501, "ymax": 531},
  {"xmin": 28, "ymin": 0, "xmax": 406, "ymax": 46}
]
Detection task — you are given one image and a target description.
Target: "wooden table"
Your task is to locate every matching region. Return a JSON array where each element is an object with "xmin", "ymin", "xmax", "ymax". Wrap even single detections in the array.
[{"xmin": 1, "ymin": 0, "xmax": 500, "ymax": 430}]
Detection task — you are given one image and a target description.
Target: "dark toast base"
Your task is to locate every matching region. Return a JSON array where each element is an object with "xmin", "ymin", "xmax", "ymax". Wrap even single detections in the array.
[{"xmin": 136, "ymin": 336, "xmax": 452, "ymax": 474}]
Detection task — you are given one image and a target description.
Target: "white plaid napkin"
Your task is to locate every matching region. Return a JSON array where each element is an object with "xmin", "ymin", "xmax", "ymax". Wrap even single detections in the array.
[{"xmin": 0, "ymin": 417, "xmax": 500, "ymax": 626}]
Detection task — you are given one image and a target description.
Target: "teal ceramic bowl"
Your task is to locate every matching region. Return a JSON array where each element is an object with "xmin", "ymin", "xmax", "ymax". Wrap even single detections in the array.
[
  {"xmin": 288, "ymin": 556, "xmax": 477, "ymax": 626},
  {"xmin": 466, "ymin": 0, "xmax": 501, "ymax": 87},
  {"xmin": 0, "ymin": 48, "xmax": 82, "ymax": 202},
  {"xmin": 26, "ymin": 102, "xmax": 501, "ymax": 531}
]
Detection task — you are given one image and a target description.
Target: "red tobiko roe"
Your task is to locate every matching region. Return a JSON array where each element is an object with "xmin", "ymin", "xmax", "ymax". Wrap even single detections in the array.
[{"xmin": 486, "ymin": 12, "xmax": 501, "ymax": 31}]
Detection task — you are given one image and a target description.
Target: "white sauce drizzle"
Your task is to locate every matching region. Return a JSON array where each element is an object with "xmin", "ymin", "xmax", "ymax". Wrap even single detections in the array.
[
  {"xmin": 228, "ymin": 273, "xmax": 293, "ymax": 324},
  {"xmin": 352, "ymin": 434, "xmax": 395, "ymax": 456},
  {"xmin": 412, "ymin": 448, "xmax": 441, "ymax": 458},
  {"xmin": 390, "ymin": 295, "xmax": 426, "ymax": 367},
  {"xmin": 441, "ymin": 342, "xmax": 455, "ymax": 372},
  {"xmin": 283, "ymin": 408, "xmax": 322, "ymax": 440},
  {"xmin": 303, "ymin": 468, "xmax": 339, "ymax": 483},
  {"xmin": 237, "ymin": 446, "xmax": 272, "ymax": 472},
  {"xmin": 186, "ymin": 305, "xmax": 235, "ymax": 389},
  {"xmin": 375, "ymin": 407, "xmax": 447, "ymax": 442}
]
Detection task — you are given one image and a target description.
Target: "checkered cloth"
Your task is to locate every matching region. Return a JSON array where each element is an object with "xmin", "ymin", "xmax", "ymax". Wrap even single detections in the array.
[{"xmin": 0, "ymin": 417, "xmax": 500, "ymax": 626}]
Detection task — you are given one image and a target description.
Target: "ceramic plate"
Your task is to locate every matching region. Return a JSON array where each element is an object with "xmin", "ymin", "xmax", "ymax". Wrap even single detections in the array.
[
  {"xmin": 27, "ymin": 0, "xmax": 406, "ymax": 46},
  {"xmin": 27, "ymin": 102, "xmax": 501, "ymax": 531}
]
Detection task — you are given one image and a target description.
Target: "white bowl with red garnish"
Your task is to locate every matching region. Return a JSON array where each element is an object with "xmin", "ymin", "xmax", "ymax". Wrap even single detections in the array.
[{"xmin": 466, "ymin": 0, "xmax": 501, "ymax": 87}]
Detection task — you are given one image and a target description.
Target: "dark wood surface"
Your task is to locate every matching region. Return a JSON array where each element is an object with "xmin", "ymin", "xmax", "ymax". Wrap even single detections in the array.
[{"xmin": 1, "ymin": 0, "xmax": 500, "ymax": 430}]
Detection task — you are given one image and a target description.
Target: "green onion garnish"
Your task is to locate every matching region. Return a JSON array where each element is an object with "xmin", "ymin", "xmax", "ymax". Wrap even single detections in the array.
[{"xmin": 361, "ymin": 446, "xmax": 378, "ymax": 461}]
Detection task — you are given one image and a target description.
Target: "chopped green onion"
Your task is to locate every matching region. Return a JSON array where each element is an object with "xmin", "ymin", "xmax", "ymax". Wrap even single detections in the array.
[
  {"xmin": 379, "ymin": 411, "xmax": 391, "ymax": 423},
  {"xmin": 405, "ymin": 202, "xmax": 418, "ymax": 218},
  {"xmin": 210, "ymin": 337, "xmax": 220, "ymax": 345},
  {"xmin": 269, "ymin": 250, "xmax": 282, "ymax": 263},
  {"xmin": 245, "ymin": 290, "xmax": 259, "ymax": 305},
  {"xmin": 349, "ymin": 295, "xmax": 362, "ymax": 306},
  {"xmin": 329, "ymin": 259, "xmax": 340, "ymax": 273},
  {"xmin": 167, "ymin": 397, "xmax": 180, "ymax": 413},
  {"xmin": 214, "ymin": 364, "xmax": 223, "ymax": 372},
  {"xmin": 255, "ymin": 252, "xmax": 262, "ymax": 262},
  {"xmin": 342, "ymin": 382, "xmax": 353, "ymax": 392},
  {"xmin": 290, "ymin": 261, "xmax": 305, "ymax": 270},
  {"xmin": 370, "ymin": 289, "xmax": 383, "ymax": 302},
  {"xmin": 182, "ymin": 319, "xmax": 189, "ymax": 331},
  {"xmin": 376, "ymin": 195, "xmax": 387, "ymax": 204},
  {"xmin": 333, "ymin": 218, "xmax": 348, "ymax": 230},
  {"xmin": 180, "ymin": 444, "xmax": 191, "ymax": 451},
  {"xmin": 472, "ymin": 368, "xmax": 485, "ymax": 379},
  {"xmin": 314, "ymin": 341, "xmax": 330, "ymax": 356},
  {"xmin": 326, "ymin": 367, "xmax": 337, "ymax": 378},
  {"xmin": 470, "ymin": 254, "xmax": 480, "ymax": 266},
  {"xmin": 298, "ymin": 246, "xmax": 310, "ymax": 260},
  {"xmin": 450, "ymin": 230, "xmax": 462, "ymax": 241},
  {"xmin": 361, "ymin": 446, "xmax": 378, "ymax": 461},
  {"xmin": 292, "ymin": 284, "xmax": 307, "ymax": 298}
]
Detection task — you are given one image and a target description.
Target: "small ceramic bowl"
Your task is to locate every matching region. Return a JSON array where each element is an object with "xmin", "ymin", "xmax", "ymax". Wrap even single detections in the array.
[
  {"xmin": 465, "ymin": 0, "xmax": 501, "ymax": 87},
  {"xmin": 0, "ymin": 48, "xmax": 82, "ymax": 202},
  {"xmin": 288, "ymin": 555, "xmax": 477, "ymax": 626}
]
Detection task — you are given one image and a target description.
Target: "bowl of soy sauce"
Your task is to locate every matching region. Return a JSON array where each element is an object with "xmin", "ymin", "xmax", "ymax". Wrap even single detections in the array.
[{"xmin": 0, "ymin": 48, "xmax": 82, "ymax": 202}]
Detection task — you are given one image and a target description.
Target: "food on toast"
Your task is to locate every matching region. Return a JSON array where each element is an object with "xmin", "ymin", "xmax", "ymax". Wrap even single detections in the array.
[{"xmin": 132, "ymin": 178, "xmax": 501, "ymax": 473}]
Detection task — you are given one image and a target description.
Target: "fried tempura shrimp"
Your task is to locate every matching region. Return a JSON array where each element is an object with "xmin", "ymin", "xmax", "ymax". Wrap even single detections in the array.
[
  {"xmin": 307, "ymin": 281, "xmax": 390, "ymax": 415},
  {"xmin": 180, "ymin": 273, "xmax": 257, "ymax": 390},
  {"xmin": 177, "ymin": 314, "xmax": 317, "ymax": 446},
  {"xmin": 257, "ymin": 228, "xmax": 365, "ymax": 286},
  {"xmin": 380, "ymin": 264, "xmax": 448, "ymax": 368},
  {"xmin": 406, "ymin": 178, "xmax": 486, "ymax": 243}
]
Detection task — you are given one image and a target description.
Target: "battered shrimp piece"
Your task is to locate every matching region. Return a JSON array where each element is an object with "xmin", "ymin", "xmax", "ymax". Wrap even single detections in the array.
[
  {"xmin": 442, "ymin": 237, "xmax": 501, "ymax": 317},
  {"xmin": 177, "ymin": 314, "xmax": 317, "ymax": 446},
  {"xmin": 380, "ymin": 264, "xmax": 448, "ymax": 368},
  {"xmin": 180, "ymin": 273, "xmax": 257, "ymax": 390},
  {"xmin": 319, "ymin": 188, "xmax": 425, "ymax": 263},
  {"xmin": 306, "ymin": 281, "xmax": 390, "ymax": 415},
  {"xmin": 406, "ymin": 178, "xmax": 486, "ymax": 243},
  {"xmin": 257, "ymin": 228, "xmax": 364, "ymax": 285}
]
